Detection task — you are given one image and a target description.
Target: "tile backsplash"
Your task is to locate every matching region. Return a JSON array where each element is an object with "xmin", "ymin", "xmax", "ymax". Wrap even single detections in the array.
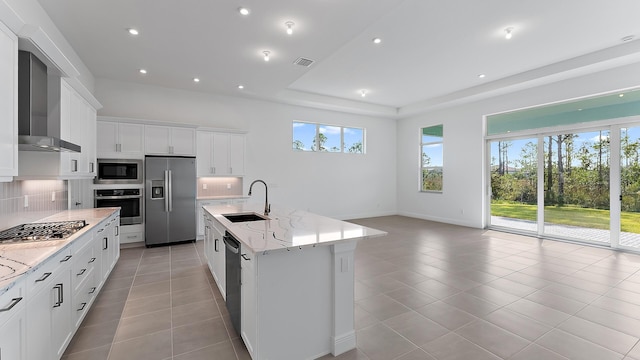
[
  {"xmin": 197, "ymin": 177, "xmax": 243, "ymax": 198},
  {"xmin": 0, "ymin": 180, "xmax": 67, "ymax": 230}
]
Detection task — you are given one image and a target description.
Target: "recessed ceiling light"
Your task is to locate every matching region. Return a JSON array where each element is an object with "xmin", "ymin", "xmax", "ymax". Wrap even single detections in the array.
[
  {"xmin": 127, "ymin": 28, "xmax": 139, "ymax": 36},
  {"xmin": 619, "ymin": 93, "xmax": 625, "ymax": 97},
  {"xmin": 238, "ymin": 85, "xmax": 245, "ymax": 90},
  {"xmin": 238, "ymin": 7, "xmax": 250, "ymax": 16},
  {"xmin": 139, "ymin": 69, "xmax": 147, "ymax": 74},
  {"xmin": 285, "ymin": 21, "xmax": 294, "ymax": 35},
  {"xmin": 504, "ymin": 27, "xmax": 514, "ymax": 39},
  {"xmin": 193, "ymin": 78, "xmax": 200, "ymax": 83},
  {"xmin": 372, "ymin": 38, "xmax": 382, "ymax": 44},
  {"xmin": 478, "ymin": 74, "xmax": 486, "ymax": 79},
  {"xmin": 263, "ymin": 50, "xmax": 271, "ymax": 62},
  {"xmin": 360, "ymin": 89, "xmax": 368, "ymax": 97}
]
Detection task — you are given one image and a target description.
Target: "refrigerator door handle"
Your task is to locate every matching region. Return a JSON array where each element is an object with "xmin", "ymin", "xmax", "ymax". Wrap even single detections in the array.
[
  {"xmin": 168, "ymin": 170, "xmax": 173, "ymax": 212},
  {"xmin": 164, "ymin": 170, "xmax": 169, "ymax": 212}
]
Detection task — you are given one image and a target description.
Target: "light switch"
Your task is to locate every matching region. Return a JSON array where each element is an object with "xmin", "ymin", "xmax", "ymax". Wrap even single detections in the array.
[
  {"xmin": 202, "ymin": 183, "xmax": 207, "ymax": 190},
  {"xmin": 24, "ymin": 195, "xmax": 28, "ymax": 208},
  {"xmin": 227, "ymin": 184, "xmax": 231, "ymax": 189}
]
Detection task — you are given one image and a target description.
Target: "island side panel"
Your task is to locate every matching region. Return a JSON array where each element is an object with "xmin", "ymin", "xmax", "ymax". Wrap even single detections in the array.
[
  {"xmin": 331, "ymin": 240, "xmax": 358, "ymax": 355},
  {"xmin": 256, "ymin": 246, "xmax": 333, "ymax": 360}
]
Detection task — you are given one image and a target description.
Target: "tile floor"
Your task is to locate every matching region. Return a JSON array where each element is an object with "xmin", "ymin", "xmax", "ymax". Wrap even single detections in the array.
[{"xmin": 62, "ymin": 215, "xmax": 640, "ymax": 360}]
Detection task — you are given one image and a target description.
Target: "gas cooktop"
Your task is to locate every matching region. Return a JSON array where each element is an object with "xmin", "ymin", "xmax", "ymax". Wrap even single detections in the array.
[{"xmin": 0, "ymin": 220, "xmax": 87, "ymax": 244}]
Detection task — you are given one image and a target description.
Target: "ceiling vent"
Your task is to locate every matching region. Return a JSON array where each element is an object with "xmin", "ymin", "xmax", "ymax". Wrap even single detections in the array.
[{"xmin": 293, "ymin": 57, "xmax": 314, "ymax": 67}]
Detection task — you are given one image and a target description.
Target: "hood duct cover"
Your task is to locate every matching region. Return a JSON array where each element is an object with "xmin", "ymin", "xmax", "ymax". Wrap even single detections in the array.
[{"xmin": 18, "ymin": 51, "xmax": 80, "ymax": 153}]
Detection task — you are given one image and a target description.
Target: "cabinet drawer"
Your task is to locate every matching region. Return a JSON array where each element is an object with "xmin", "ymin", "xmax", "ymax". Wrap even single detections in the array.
[
  {"xmin": 73, "ymin": 269, "xmax": 97, "ymax": 328},
  {"xmin": 0, "ymin": 279, "xmax": 25, "ymax": 327},
  {"xmin": 120, "ymin": 231, "xmax": 141, "ymax": 243},
  {"xmin": 25, "ymin": 248, "xmax": 72, "ymax": 297},
  {"xmin": 71, "ymin": 241, "xmax": 95, "ymax": 294}
]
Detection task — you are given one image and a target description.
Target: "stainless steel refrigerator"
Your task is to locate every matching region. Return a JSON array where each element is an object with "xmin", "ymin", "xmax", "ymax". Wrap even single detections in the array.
[{"xmin": 145, "ymin": 156, "xmax": 196, "ymax": 246}]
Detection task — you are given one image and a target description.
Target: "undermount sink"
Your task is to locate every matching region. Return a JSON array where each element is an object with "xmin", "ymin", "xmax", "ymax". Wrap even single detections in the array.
[{"xmin": 222, "ymin": 212, "xmax": 269, "ymax": 223}]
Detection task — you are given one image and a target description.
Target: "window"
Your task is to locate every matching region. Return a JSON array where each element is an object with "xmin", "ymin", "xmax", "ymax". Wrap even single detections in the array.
[
  {"xmin": 292, "ymin": 122, "xmax": 365, "ymax": 154},
  {"xmin": 421, "ymin": 125, "xmax": 443, "ymax": 192}
]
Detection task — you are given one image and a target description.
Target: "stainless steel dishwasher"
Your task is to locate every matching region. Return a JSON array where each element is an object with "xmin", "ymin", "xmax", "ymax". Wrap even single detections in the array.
[{"xmin": 223, "ymin": 231, "xmax": 241, "ymax": 335}]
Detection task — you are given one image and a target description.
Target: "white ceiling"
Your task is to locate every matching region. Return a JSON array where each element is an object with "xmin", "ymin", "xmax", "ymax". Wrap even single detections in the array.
[{"xmin": 37, "ymin": 0, "xmax": 640, "ymax": 118}]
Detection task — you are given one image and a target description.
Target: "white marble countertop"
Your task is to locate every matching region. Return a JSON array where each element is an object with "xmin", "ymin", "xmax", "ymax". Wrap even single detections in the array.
[
  {"xmin": 0, "ymin": 208, "xmax": 119, "ymax": 293},
  {"xmin": 197, "ymin": 196, "xmax": 248, "ymax": 200},
  {"xmin": 203, "ymin": 204, "xmax": 387, "ymax": 254}
]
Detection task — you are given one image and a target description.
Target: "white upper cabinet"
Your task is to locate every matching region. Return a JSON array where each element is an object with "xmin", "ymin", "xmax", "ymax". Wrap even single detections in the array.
[
  {"xmin": 97, "ymin": 121, "xmax": 144, "ymax": 158},
  {"xmin": 197, "ymin": 131, "xmax": 245, "ymax": 176},
  {"xmin": 144, "ymin": 125, "xmax": 195, "ymax": 156},
  {"xmin": 0, "ymin": 20, "xmax": 18, "ymax": 181}
]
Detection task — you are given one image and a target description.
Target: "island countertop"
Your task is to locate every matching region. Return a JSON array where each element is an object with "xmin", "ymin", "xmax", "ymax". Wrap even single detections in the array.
[
  {"xmin": 0, "ymin": 207, "xmax": 119, "ymax": 293},
  {"xmin": 203, "ymin": 203, "xmax": 387, "ymax": 253}
]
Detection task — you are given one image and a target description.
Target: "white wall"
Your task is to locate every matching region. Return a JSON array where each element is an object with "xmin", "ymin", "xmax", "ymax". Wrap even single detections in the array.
[
  {"xmin": 95, "ymin": 78, "xmax": 397, "ymax": 219},
  {"xmin": 397, "ymin": 62, "xmax": 640, "ymax": 228}
]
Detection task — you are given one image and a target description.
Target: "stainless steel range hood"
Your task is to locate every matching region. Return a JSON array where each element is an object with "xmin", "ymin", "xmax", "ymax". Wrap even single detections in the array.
[{"xmin": 18, "ymin": 51, "xmax": 80, "ymax": 153}]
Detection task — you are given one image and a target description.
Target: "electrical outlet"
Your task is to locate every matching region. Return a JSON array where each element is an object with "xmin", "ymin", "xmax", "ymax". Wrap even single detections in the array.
[
  {"xmin": 51, "ymin": 192, "xmax": 55, "ymax": 202},
  {"xmin": 202, "ymin": 183, "xmax": 207, "ymax": 190},
  {"xmin": 24, "ymin": 195, "xmax": 28, "ymax": 208},
  {"xmin": 226, "ymin": 184, "xmax": 231, "ymax": 189}
]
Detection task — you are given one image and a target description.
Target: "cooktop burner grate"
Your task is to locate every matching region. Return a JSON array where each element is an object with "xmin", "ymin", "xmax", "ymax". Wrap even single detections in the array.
[{"xmin": 0, "ymin": 220, "xmax": 87, "ymax": 244}]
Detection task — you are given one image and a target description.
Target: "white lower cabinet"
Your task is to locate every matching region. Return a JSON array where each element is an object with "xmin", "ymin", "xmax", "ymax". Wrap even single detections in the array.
[
  {"xmin": 17, "ymin": 211, "xmax": 120, "ymax": 360},
  {"xmin": 203, "ymin": 213, "xmax": 226, "ymax": 299},
  {"xmin": 0, "ymin": 278, "xmax": 26, "ymax": 360}
]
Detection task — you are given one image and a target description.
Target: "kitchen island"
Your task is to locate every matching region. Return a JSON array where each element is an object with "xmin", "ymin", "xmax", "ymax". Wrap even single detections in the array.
[{"xmin": 203, "ymin": 204, "xmax": 386, "ymax": 360}]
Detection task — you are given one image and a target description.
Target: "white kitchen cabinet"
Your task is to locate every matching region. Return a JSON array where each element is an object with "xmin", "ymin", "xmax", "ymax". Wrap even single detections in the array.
[
  {"xmin": 240, "ymin": 244, "xmax": 256, "ymax": 358},
  {"xmin": 145, "ymin": 125, "xmax": 195, "ymax": 156},
  {"xmin": 210, "ymin": 217, "xmax": 225, "ymax": 299},
  {"xmin": 196, "ymin": 131, "xmax": 245, "ymax": 176},
  {"xmin": 197, "ymin": 199, "xmax": 233, "ymax": 239},
  {"xmin": 25, "ymin": 247, "xmax": 73, "ymax": 360},
  {"xmin": 0, "ymin": 20, "xmax": 18, "ymax": 182},
  {"xmin": 97, "ymin": 121, "xmax": 144, "ymax": 158},
  {"xmin": 95, "ymin": 214, "xmax": 120, "ymax": 287},
  {"xmin": 0, "ymin": 278, "xmax": 26, "ymax": 360}
]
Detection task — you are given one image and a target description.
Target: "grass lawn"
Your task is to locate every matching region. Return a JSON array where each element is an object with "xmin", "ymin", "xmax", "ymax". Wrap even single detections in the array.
[{"xmin": 491, "ymin": 202, "xmax": 640, "ymax": 233}]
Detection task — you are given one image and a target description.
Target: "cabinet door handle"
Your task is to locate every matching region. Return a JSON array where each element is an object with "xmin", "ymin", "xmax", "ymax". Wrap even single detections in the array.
[
  {"xmin": 241, "ymin": 254, "xmax": 251, "ymax": 261},
  {"xmin": 116, "ymin": 143, "xmax": 121, "ymax": 152},
  {"xmin": 89, "ymin": 287, "xmax": 96, "ymax": 294},
  {"xmin": 71, "ymin": 159, "xmax": 78, "ymax": 172},
  {"xmin": 53, "ymin": 284, "xmax": 63, "ymax": 307},
  {"xmin": 214, "ymin": 238, "xmax": 219, "ymax": 252},
  {"xmin": 0, "ymin": 297, "xmax": 22, "ymax": 312},
  {"xmin": 77, "ymin": 302, "xmax": 87, "ymax": 311},
  {"xmin": 103, "ymin": 237, "xmax": 108, "ymax": 250},
  {"xmin": 35, "ymin": 272, "xmax": 52, "ymax": 282},
  {"xmin": 60, "ymin": 255, "xmax": 73, "ymax": 262},
  {"xmin": 77, "ymin": 268, "xmax": 86, "ymax": 276},
  {"xmin": 89, "ymin": 257, "xmax": 96, "ymax": 263},
  {"xmin": 115, "ymin": 226, "xmax": 119, "ymax": 236},
  {"xmin": 90, "ymin": 162, "xmax": 94, "ymax": 173}
]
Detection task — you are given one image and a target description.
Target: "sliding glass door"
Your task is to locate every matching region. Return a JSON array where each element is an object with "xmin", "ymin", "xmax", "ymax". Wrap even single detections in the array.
[
  {"xmin": 542, "ymin": 130, "xmax": 610, "ymax": 244},
  {"xmin": 490, "ymin": 138, "xmax": 538, "ymax": 233},
  {"xmin": 488, "ymin": 122, "xmax": 640, "ymax": 252},
  {"xmin": 619, "ymin": 126, "xmax": 640, "ymax": 250}
]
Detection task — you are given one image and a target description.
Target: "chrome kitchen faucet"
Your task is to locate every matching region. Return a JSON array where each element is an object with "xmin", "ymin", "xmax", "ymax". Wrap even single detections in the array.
[{"xmin": 248, "ymin": 179, "xmax": 270, "ymax": 216}]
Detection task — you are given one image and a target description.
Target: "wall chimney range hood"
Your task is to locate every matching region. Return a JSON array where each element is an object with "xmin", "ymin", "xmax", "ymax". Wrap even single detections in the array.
[{"xmin": 18, "ymin": 51, "xmax": 80, "ymax": 153}]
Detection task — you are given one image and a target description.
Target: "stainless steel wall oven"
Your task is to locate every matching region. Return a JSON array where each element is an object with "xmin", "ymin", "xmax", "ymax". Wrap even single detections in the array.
[
  {"xmin": 95, "ymin": 159, "xmax": 143, "ymax": 184},
  {"xmin": 94, "ymin": 189, "xmax": 143, "ymax": 225}
]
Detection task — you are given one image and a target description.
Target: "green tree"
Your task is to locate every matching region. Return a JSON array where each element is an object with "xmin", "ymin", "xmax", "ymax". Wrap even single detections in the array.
[
  {"xmin": 292, "ymin": 140, "xmax": 304, "ymax": 150},
  {"xmin": 348, "ymin": 142, "xmax": 363, "ymax": 153},
  {"xmin": 313, "ymin": 133, "xmax": 328, "ymax": 151}
]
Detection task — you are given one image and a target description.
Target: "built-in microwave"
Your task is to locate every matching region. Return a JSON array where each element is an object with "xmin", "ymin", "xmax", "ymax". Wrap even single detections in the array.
[{"xmin": 95, "ymin": 159, "xmax": 143, "ymax": 184}]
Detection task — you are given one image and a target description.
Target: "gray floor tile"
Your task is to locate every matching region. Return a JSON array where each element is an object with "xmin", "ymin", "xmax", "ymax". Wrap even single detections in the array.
[
  {"xmin": 536, "ymin": 329, "xmax": 623, "ymax": 360},
  {"xmin": 483, "ymin": 308, "xmax": 552, "ymax": 341},
  {"xmin": 422, "ymin": 332, "xmax": 501, "ymax": 360},
  {"xmin": 383, "ymin": 311, "xmax": 449, "ymax": 346},
  {"xmin": 510, "ymin": 344, "xmax": 569, "ymax": 360},
  {"xmin": 356, "ymin": 323, "xmax": 417, "ymax": 360},
  {"xmin": 356, "ymin": 294, "xmax": 412, "ymax": 321},
  {"xmin": 416, "ymin": 301, "xmax": 477, "ymax": 331},
  {"xmin": 172, "ymin": 317, "xmax": 230, "ymax": 356},
  {"xmin": 109, "ymin": 329, "xmax": 172, "ymax": 360},
  {"xmin": 557, "ymin": 316, "xmax": 639, "ymax": 355},
  {"xmin": 455, "ymin": 319, "xmax": 530, "ymax": 358}
]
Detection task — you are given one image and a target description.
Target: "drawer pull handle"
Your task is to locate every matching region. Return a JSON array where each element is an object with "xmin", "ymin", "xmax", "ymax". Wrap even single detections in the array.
[
  {"xmin": 60, "ymin": 255, "xmax": 72, "ymax": 262},
  {"xmin": 77, "ymin": 268, "xmax": 86, "ymax": 276},
  {"xmin": 88, "ymin": 257, "xmax": 96, "ymax": 263},
  {"xmin": 77, "ymin": 302, "xmax": 86, "ymax": 311},
  {"xmin": 89, "ymin": 287, "xmax": 96, "ymax": 294},
  {"xmin": 103, "ymin": 237, "xmax": 108, "ymax": 250},
  {"xmin": 241, "ymin": 254, "xmax": 251, "ymax": 261},
  {"xmin": 0, "ymin": 297, "xmax": 22, "ymax": 312},
  {"xmin": 35, "ymin": 272, "xmax": 52, "ymax": 282},
  {"xmin": 53, "ymin": 284, "xmax": 63, "ymax": 307}
]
